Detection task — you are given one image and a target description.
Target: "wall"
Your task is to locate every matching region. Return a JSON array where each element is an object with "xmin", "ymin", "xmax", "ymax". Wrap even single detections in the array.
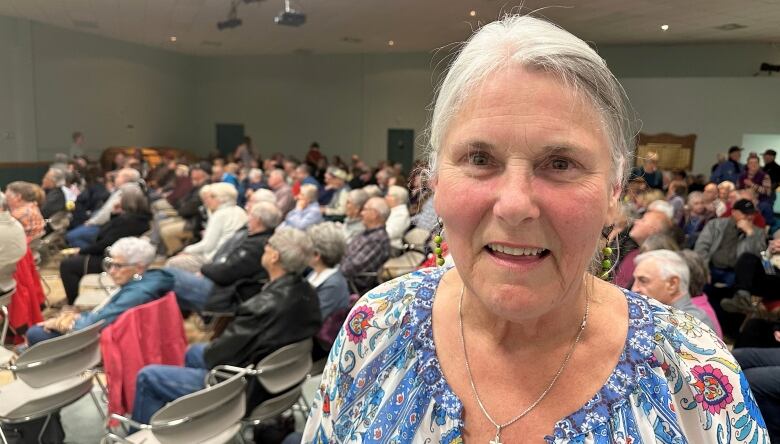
[{"xmin": 0, "ymin": 16, "xmax": 37, "ymax": 162}]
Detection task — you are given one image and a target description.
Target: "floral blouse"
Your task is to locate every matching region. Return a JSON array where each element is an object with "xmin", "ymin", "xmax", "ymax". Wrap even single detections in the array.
[{"xmin": 303, "ymin": 267, "xmax": 768, "ymax": 443}]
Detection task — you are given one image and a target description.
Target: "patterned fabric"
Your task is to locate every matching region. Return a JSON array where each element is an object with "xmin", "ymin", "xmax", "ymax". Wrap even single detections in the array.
[
  {"xmin": 303, "ymin": 267, "xmax": 769, "ymax": 443},
  {"xmin": 339, "ymin": 226, "xmax": 390, "ymax": 294},
  {"xmin": 11, "ymin": 202, "xmax": 44, "ymax": 242}
]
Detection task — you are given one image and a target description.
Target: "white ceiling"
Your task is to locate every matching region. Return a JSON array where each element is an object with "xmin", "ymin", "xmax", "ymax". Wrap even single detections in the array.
[{"xmin": 1, "ymin": 0, "xmax": 780, "ymax": 55}]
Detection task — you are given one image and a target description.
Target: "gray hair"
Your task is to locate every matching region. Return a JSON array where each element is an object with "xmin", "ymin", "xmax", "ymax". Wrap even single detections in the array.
[
  {"xmin": 109, "ymin": 237, "xmax": 156, "ymax": 267},
  {"xmin": 248, "ymin": 168, "xmax": 263, "ymax": 182},
  {"xmin": 386, "ymin": 185, "xmax": 409, "ymax": 206},
  {"xmin": 267, "ymin": 227, "xmax": 314, "ymax": 274},
  {"xmin": 362, "ymin": 185, "xmax": 382, "ymax": 198},
  {"xmin": 46, "ymin": 168, "xmax": 66, "ymax": 187},
  {"xmin": 365, "ymin": 197, "xmax": 390, "ymax": 221},
  {"xmin": 269, "ymin": 169, "xmax": 287, "ymax": 182},
  {"xmin": 634, "ymin": 249, "xmax": 690, "ymax": 297},
  {"xmin": 640, "ymin": 233, "xmax": 679, "ymax": 253},
  {"xmin": 347, "ymin": 189, "xmax": 370, "ymax": 211},
  {"xmin": 647, "ymin": 200, "xmax": 674, "ymax": 221},
  {"xmin": 117, "ymin": 168, "xmax": 141, "ymax": 183},
  {"xmin": 307, "ymin": 222, "xmax": 346, "ymax": 268},
  {"xmin": 249, "ymin": 201, "xmax": 282, "ymax": 230},
  {"xmin": 299, "ymin": 184, "xmax": 319, "ymax": 202},
  {"xmin": 250, "ymin": 188, "xmax": 277, "ymax": 205},
  {"xmin": 678, "ymin": 249, "xmax": 709, "ymax": 297},
  {"xmin": 209, "ymin": 182, "xmax": 238, "ymax": 205},
  {"xmin": 0, "ymin": 191, "xmax": 6, "ymax": 211},
  {"xmin": 687, "ymin": 191, "xmax": 703, "ymax": 204},
  {"xmin": 427, "ymin": 15, "xmax": 635, "ymax": 189},
  {"xmin": 119, "ymin": 183, "xmax": 149, "ymax": 214}
]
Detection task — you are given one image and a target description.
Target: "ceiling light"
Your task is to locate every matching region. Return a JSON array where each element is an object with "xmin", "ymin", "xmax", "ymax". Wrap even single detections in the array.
[
  {"xmin": 388, "ymin": 40, "xmax": 395, "ymax": 46},
  {"xmin": 660, "ymin": 24, "xmax": 669, "ymax": 31},
  {"xmin": 169, "ymin": 36, "xmax": 177, "ymax": 42},
  {"xmin": 469, "ymin": 10, "xmax": 477, "ymax": 17}
]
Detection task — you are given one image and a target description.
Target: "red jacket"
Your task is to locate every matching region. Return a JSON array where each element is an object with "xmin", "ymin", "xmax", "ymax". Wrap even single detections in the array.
[
  {"xmin": 100, "ymin": 292, "xmax": 187, "ymax": 416},
  {"xmin": 9, "ymin": 248, "xmax": 44, "ymax": 342}
]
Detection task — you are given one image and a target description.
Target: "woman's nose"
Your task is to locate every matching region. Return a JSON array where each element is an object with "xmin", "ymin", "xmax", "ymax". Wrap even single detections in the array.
[{"xmin": 492, "ymin": 170, "xmax": 540, "ymax": 226}]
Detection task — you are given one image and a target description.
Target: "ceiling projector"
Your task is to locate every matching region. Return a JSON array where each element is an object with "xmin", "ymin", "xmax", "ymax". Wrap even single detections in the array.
[{"xmin": 275, "ymin": 10, "xmax": 306, "ymax": 26}]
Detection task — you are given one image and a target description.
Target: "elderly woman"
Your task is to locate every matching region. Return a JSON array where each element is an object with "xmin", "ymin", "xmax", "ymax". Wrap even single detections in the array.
[
  {"xmin": 27, "ymin": 237, "xmax": 174, "ymax": 346},
  {"xmin": 342, "ymin": 188, "xmax": 368, "ymax": 244},
  {"xmin": 5, "ymin": 181, "xmax": 46, "ymax": 242},
  {"xmin": 131, "ymin": 227, "xmax": 322, "ymax": 425},
  {"xmin": 282, "ymin": 183, "xmax": 323, "ymax": 230},
  {"xmin": 59, "ymin": 184, "xmax": 151, "ymax": 304},
  {"xmin": 306, "ymin": 222, "xmax": 350, "ymax": 320},
  {"xmin": 165, "ymin": 182, "xmax": 247, "ymax": 272},
  {"xmin": 304, "ymin": 16, "xmax": 767, "ymax": 443},
  {"xmin": 321, "ymin": 167, "xmax": 350, "ymax": 219}
]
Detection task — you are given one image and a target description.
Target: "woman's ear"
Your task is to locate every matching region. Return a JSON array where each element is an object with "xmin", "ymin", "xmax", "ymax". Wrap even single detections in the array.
[{"xmin": 605, "ymin": 182, "xmax": 622, "ymax": 224}]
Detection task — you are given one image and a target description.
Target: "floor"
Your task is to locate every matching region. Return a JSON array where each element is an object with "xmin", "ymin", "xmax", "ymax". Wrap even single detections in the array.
[{"xmin": 1, "ymin": 253, "xmax": 318, "ymax": 443}]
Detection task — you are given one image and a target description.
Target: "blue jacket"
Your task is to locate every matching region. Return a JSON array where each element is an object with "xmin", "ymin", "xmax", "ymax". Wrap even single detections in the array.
[
  {"xmin": 283, "ymin": 202, "xmax": 323, "ymax": 230},
  {"xmin": 710, "ymin": 160, "xmax": 744, "ymax": 184},
  {"xmin": 74, "ymin": 269, "xmax": 175, "ymax": 330}
]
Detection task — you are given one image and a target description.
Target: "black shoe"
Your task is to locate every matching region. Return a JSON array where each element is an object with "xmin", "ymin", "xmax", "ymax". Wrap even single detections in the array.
[{"xmin": 720, "ymin": 290, "xmax": 757, "ymax": 314}]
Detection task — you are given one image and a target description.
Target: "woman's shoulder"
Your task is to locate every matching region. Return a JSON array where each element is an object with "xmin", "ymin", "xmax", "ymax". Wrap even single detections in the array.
[
  {"xmin": 622, "ymin": 290, "xmax": 767, "ymax": 441},
  {"xmin": 348, "ymin": 268, "xmax": 440, "ymax": 325}
]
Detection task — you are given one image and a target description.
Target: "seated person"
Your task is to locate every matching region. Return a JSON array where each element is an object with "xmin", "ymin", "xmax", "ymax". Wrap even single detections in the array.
[
  {"xmin": 340, "ymin": 197, "xmax": 391, "ymax": 294},
  {"xmin": 695, "ymin": 199, "xmax": 766, "ymax": 288},
  {"xmin": 158, "ymin": 163, "xmax": 210, "ymax": 256},
  {"xmin": 384, "ymin": 185, "xmax": 411, "ymax": 251},
  {"xmin": 613, "ymin": 209, "xmax": 672, "ymax": 288},
  {"xmin": 320, "ymin": 167, "xmax": 350, "ymax": 219},
  {"xmin": 678, "ymin": 249, "xmax": 724, "ymax": 338},
  {"xmin": 131, "ymin": 227, "xmax": 322, "ymax": 424},
  {"xmin": 342, "ymin": 189, "xmax": 368, "ymax": 245},
  {"xmin": 282, "ymin": 184, "xmax": 323, "ymax": 230},
  {"xmin": 681, "ymin": 191, "xmax": 714, "ymax": 248},
  {"xmin": 0, "ymin": 192, "xmax": 26, "ymax": 295},
  {"xmin": 66, "ymin": 167, "xmax": 141, "ymax": 248},
  {"xmin": 632, "ymin": 249, "xmax": 718, "ymax": 333},
  {"xmin": 40, "ymin": 167, "xmax": 68, "ymax": 219},
  {"xmin": 306, "ymin": 222, "xmax": 350, "ymax": 320},
  {"xmin": 165, "ymin": 201, "xmax": 281, "ymax": 313},
  {"xmin": 59, "ymin": 184, "xmax": 151, "ymax": 304},
  {"xmin": 5, "ymin": 181, "xmax": 46, "ymax": 242},
  {"xmin": 732, "ymin": 339, "xmax": 780, "ymax": 442},
  {"xmin": 165, "ymin": 183, "xmax": 247, "ymax": 272},
  {"xmin": 27, "ymin": 237, "xmax": 174, "ymax": 346},
  {"xmin": 720, "ymin": 233, "xmax": 780, "ymax": 314}
]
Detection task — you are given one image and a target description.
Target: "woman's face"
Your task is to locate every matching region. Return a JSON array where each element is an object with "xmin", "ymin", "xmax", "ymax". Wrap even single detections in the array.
[
  {"xmin": 433, "ymin": 67, "xmax": 617, "ymax": 322},
  {"xmin": 4, "ymin": 190, "xmax": 21, "ymax": 209},
  {"xmin": 747, "ymin": 158, "xmax": 760, "ymax": 173},
  {"xmin": 107, "ymin": 254, "xmax": 143, "ymax": 286},
  {"xmin": 689, "ymin": 197, "xmax": 705, "ymax": 215}
]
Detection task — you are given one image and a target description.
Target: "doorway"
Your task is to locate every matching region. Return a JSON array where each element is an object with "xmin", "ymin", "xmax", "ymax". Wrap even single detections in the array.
[
  {"xmin": 216, "ymin": 124, "xmax": 245, "ymax": 157},
  {"xmin": 387, "ymin": 129, "xmax": 414, "ymax": 175}
]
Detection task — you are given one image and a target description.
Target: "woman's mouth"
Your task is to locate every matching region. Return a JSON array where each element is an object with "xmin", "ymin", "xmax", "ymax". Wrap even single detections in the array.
[{"xmin": 485, "ymin": 243, "xmax": 551, "ymax": 267}]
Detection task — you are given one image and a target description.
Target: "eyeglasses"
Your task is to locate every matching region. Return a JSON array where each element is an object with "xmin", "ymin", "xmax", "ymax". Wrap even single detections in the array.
[{"xmin": 102, "ymin": 257, "xmax": 136, "ymax": 272}]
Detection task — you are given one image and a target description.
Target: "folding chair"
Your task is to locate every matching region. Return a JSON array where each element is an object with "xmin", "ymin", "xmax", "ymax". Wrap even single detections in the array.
[
  {"xmin": 0, "ymin": 289, "xmax": 14, "ymax": 366},
  {"xmin": 0, "ymin": 321, "xmax": 104, "ymax": 444},
  {"xmin": 105, "ymin": 369, "xmax": 248, "ymax": 444}
]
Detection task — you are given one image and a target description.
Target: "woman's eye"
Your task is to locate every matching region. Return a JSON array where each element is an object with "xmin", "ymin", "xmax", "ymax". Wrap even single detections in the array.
[
  {"xmin": 550, "ymin": 158, "xmax": 570, "ymax": 170},
  {"xmin": 468, "ymin": 152, "xmax": 490, "ymax": 166}
]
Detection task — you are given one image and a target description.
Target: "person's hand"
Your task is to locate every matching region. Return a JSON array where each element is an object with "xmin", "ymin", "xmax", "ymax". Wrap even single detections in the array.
[
  {"xmin": 769, "ymin": 239, "xmax": 780, "ymax": 254},
  {"xmin": 735, "ymin": 218, "xmax": 755, "ymax": 236}
]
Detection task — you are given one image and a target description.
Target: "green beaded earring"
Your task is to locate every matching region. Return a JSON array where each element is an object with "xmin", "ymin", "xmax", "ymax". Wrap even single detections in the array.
[
  {"xmin": 599, "ymin": 225, "xmax": 615, "ymax": 280},
  {"xmin": 434, "ymin": 219, "xmax": 445, "ymax": 266}
]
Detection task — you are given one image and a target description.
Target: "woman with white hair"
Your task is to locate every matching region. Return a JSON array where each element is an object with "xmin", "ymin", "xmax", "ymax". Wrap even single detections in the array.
[
  {"xmin": 304, "ymin": 15, "xmax": 766, "ymax": 443},
  {"xmin": 282, "ymin": 183, "xmax": 323, "ymax": 230},
  {"xmin": 27, "ymin": 237, "xmax": 174, "ymax": 345},
  {"xmin": 166, "ymin": 182, "xmax": 247, "ymax": 272},
  {"xmin": 306, "ymin": 222, "xmax": 350, "ymax": 320},
  {"xmin": 342, "ymin": 188, "xmax": 368, "ymax": 244},
  {"xmin": 384, "ymin": 185, "xmax": 411, "ymax": 250}
]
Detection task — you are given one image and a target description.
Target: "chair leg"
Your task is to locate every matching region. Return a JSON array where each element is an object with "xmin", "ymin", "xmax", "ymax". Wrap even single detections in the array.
[
  {"xmin": 37, "ymin": 414, "xmax": 51, "ymax": 444},
  {"xmin": 0, "ymin": 423, "xmax": 9, "ymax": 444},
  {"xmin": 0, "ymin": 306, "xmax": 8, "ymax": 346},
  {"xmin": 90, "ymin": 389, "xmax": 107, "ymax": 420}
]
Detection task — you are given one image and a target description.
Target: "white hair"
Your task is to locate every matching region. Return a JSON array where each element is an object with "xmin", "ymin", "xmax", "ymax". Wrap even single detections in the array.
[
  {"xmin": 0, "ymin": 191, "xmax": 6, "ymax": 211},
  {"xmin": 46, "ymin": 168, "xmax": 66, "ymax": 187},
  {"xmin": 347, "ymin": 189, "xmax": 370, "ymax": 210},
  {"xmin": 267, "ymin": 227, "xmax": 314, "ymax": 274},
  {"xmin": 299, "ymin": 184, "xmax": 319, "ymax": 202},
  {"xmin": 647, "ymin": 200, "xmax": 674, "ymax": 221},
  {"xmin": 365, "ymin": 197, "xmax": 390, "ymax": 221},
  {"xmin": 634, "ymin": 250, "xmax": 690, "ymax": 297},
  {"xmin": 109, "ymin": 237, "xmax": 156, "ymax": 267},
  {"xmin": 248, "ymin": 168, "xmax": 263, "ymax": 181},
  {"xmin": 250, "ymin": 188, "xmax": 277, "ymax": 205},
  {"xmin": 386, "ymin": 185, "xmax": 409, "ymax": 206},
  {"xmin": 249, "ymin": 201, "xmax": 282, "ymax": 230},
  {"xmin": 362, "ymin": 185, "xmax": 382, "ymax": 198},
  {"xmin": 209, "ymin": 182, "xmax": 239, "ymax": 205},
  {"xmin": 687, "ymin": 191, "xmax": 703, "ymax": 204},
  {"xmin": 118, "ymin": 168, "xmax": 141, "ymax": 183},
  {"xmin": 307, "ymin": 222, "xmax": 346, "ymax": 268},
  {"xmin": 427, "ymin": 15, "xmax": 635, "ymax": 189}
]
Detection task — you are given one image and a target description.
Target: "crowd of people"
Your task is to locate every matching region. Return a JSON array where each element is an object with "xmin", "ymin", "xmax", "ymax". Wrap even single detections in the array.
[{"xmin": 0, "ymin": 131, "xmax": 778, "ymax": 440}]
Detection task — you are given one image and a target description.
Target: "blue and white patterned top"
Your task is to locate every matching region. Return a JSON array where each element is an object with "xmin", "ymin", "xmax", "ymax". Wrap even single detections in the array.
[{"xmin": 303, "ymin": 267, "xmax": 768, "ymax": 443}]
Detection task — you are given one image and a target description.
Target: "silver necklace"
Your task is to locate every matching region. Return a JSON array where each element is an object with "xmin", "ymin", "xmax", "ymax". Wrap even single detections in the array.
[{"xmin": 458, "ymin": 285, "xmax": 589, "ymax": 444}]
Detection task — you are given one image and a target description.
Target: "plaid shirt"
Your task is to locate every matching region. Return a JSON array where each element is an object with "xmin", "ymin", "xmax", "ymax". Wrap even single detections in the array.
[
  {"xmin": 340, "ymin": 226, "xmax": 390, "ymax": 294},
  {"xmin": 12, "ymin": 202, "xmax": 44, "ymax": 243}
]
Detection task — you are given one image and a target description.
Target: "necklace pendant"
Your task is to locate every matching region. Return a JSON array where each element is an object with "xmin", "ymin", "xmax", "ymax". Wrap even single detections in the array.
[{"xmin": 489, "ymin": 428, "xmax": 502, "ymax": 444}]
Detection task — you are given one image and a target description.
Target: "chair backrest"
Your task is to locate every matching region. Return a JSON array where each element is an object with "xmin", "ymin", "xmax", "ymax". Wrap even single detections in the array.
[
  {"xmin": 14, "ymin": 321, "xmax": 104, "ymax": 388},
  {"xmin": 149, "ymin": 370, "xmax": 247, "ymax": 444},
  {"xmin": 403, "ymin": 227, "xmax": 431, "ymax": 252},
  {"xmin": 255, "ymin": 339, "xmax": 313, "ymax": 394}
]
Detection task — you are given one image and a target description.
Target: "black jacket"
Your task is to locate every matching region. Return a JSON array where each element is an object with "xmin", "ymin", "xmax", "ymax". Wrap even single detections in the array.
[
  {"xmin": 176, "ymin": 184, "xmax": 204, "ymax": 220},
  {"xmin": 41, "ymin": 187, "xmax": 66, "ymax": 219},
  {"xmin": 203, "ymin": 273, "xmax": 321, "ymax": 369},
  {"xmin": 79, "ymin": 212, "xmax": 152, "ymax": 257},
  {"xmin": 70, "ymin": 183, "xmax": 110, "ymax": 229},
  {"xmin": 201, "ymin": 227, "xmax": 273, "ymax": 312}
]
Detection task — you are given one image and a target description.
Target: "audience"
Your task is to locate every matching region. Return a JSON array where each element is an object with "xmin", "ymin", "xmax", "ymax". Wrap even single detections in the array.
[
  {"xmin": 320, "ymin": 167, "xmax": 350, "ymax": 219},
  {"xmin": 166, "ymin": 183, "xmax": 247, "ymax": 272},
  {"xmin": 40, "ymin": 168, "xmax": 68, "ymax": 219},
  {"xmin": 340, "ymin": 197, "xmax": 391, "ymax": 294},
  {"xmin": 384, "ymin": 185, "xmax": 411, "ymax": 251},
  {"xmin": 711, "ymin": 146, "xmax": 744, "ymax": 184},
  {"xmin": 614, "ymin": 209, "xmax": 672, "ymax": 288},
  {"xmin": 342, "ymin": 188, "xmax": 368, "ymax": 244},
  {"xmin": 131, "ymin": 227, "xmax": 321, "ymax": 425},
  {"xmin": 158, "ymin": 163, "xmax": 210, "ymax": 256},
  {"xmin": 306, "ymin": 222, "xmax": 350, "ymax": 320},
  {"xmin": 268, "ymin": 169, "xmax": 295, "ymax": 215},
  {"xmin": 5, "ymin": 181, "xmax": 46, "ymax": 242},
  {"xmin": 27, "ymin": 237, "xmax": 174, "ymax": 346},
  {"xmin": 59, "ymin": 184, "xmax": 151, "ymax": 304}
]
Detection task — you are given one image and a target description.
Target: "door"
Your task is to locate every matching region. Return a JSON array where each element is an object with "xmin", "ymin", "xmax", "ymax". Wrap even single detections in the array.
[
  {"xmin": 216, "ymin": 124, "xmax": 245, "ymax": 157},
  {"xmin": 387, "ymin": 129, "xmax": 414, "ymax": 175}
]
